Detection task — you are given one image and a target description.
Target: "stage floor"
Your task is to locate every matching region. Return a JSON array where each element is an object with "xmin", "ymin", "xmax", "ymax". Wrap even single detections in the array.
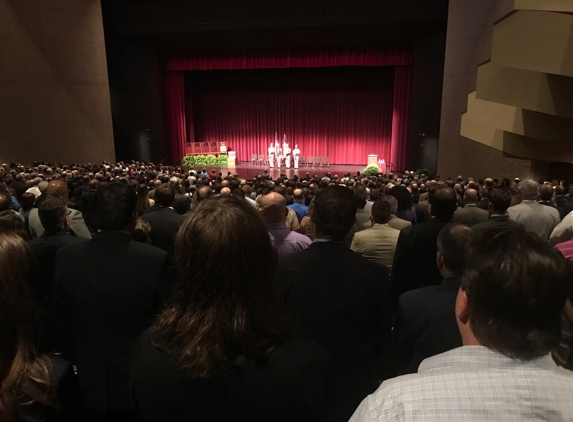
[{"xmin": 189, "ymin": 162, "xmax": 368, "ymax": 180}]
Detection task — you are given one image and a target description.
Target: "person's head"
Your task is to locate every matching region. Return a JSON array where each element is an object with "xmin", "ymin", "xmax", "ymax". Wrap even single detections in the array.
[
  {"xmin": 18, "ymin": 192, "xmax": 35, "ymax": 212},
  {"xmin": 220, "ymin": 187, "xmax": 231, "ymax": 196},
  {"xmin": 46, "ymin": 180, "xmax": 69, "ymax": 201},
  {"xmin": 383, "ymin": 195, "xmax": 398, "ymax": 215},
  {"xmin": 0, "ymin": 234, "xmax": 53, "ymax": 420},
  {"xmin": 428, "ymin": 187, "xmax": 457, "ymax": 222},
  {"xmin": 132, "ymin": 218, "xmax": 152, "ymax": 244},
  {"xmin": 312, "ymin": 186, "xmax": 356, "ymax": 240},
  {"xmin": 0, "ymin": 193, "xmax": 11, "ymax": 212},
  {"xmin": 293, "ymin": 188, "xmax": 304, "ymax": 203},
  {"xmin": 538, "ymin": 184, "xmax": 554, "ymax": 202},
  {"xmin": 389, "ymin": 185, "xmax": 413, "ymax": 210},
  {"xmin": 436, "ymin": 223, "xmax": 473, "ymax": 276},
  {"xmin": 196, "ymin": 186, "xmax": 212, "ymax": 203},
  {"xmin": 92, "ymin": 183, "xmax": 137, "ymax": 232},
  {"xmin": 457, "ymin": 229, "xmax": 571, "ymax": 360},
  {"xmin": 371, "ymin": 200, "xmax": 392, "ymax": 225},
  {"xmin": 155, "ymin": 183, "xmax": 176, "ymax": 207},
  {"xmin": 463, "ymin": 188, "xmax": 478, "ymax": 205},
  {"xmin": 88, "ymin": 179, "xmax": 99, "ymax": 190},
  {"xmin": 369, "ymin": 188, "xmax": 381, "ymax": 202},
  {"xmin": 488, "ymin": 188, "xmax": 512, "ymax": 215},
  {"xmin": 517, "ymin": 179, "xmax": 539, "ymax": 201},
  {"xmin": 354, "ymin": 188, "xmax": 367, "ymax": 210},
  {"xmin": 38, "ymin": 197, "xmax": 69, "ymax": 233},
  {"xmin": 152, "ymin": 195, "xmax": 290, "ymax": 378},
  {"xmin": 260, "ymin": 192, "xmax": 287, "ymax": 224},
  {"xmin": 0, "ymin": 211, "xmax": 30, "ymax": 240}
]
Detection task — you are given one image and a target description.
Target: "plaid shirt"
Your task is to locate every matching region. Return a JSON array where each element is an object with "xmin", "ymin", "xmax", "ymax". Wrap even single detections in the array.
[{"xmin": 349, "ymin": 346, "xmax": 573, "ymax": 421}]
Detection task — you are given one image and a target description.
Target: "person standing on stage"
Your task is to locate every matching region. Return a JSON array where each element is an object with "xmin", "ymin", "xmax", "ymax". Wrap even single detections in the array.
[
  {"xmin": 275, "ymin": 141, "xmax": 282, "ymax": 168},
  {"xmin": 293, "ymin": 144, "xmax": 301, "ymax": 169},
  {"xmin": 284, "ymin": 143, "xmax": 292, "ymax": 169},
  {"xmin": 268, "ymin": 143, "xmax": 275, "ymax": 168}
]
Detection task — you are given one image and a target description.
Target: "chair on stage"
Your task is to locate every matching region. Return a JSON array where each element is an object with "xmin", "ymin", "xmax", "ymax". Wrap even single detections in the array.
[
  {"xmin": 251, "ymin": 154, "xmax": 258, "ymax": 165},
  {"xmin": 306, "ymin": 156, "xmax": 313, "ymax": 168},
  {"xmin": 258, "ymin": 154, "xmax": 265, "ymax": 166},
  {"xmin": 315, "ymin": 156, "xmax": 322, "ymax": 167},
  {"xmin": 299, "ymin": 156, "xmax": 305, "ymax": 167},
  {"xmin": 322, "ymin": 156, "xmax": 329, "ymax": 167}
]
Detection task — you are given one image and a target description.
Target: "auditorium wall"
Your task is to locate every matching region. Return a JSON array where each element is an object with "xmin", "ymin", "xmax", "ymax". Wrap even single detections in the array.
[
  {"xmin": 0, "ymin": 0, "xmax": 115, "ymax": 164},
  {"xmin": 438, "ymin": 0, "xmax": 548, "ymax": 180}
]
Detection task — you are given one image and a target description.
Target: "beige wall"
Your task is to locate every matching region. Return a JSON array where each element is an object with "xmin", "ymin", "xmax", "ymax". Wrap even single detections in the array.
[
  {"xmin": 437, "ymin": 0, "xmax": 547, "ymax": 180},
  {"xmin": 0, "ymin": 0, "xmax": 115, "ymax": 164}
]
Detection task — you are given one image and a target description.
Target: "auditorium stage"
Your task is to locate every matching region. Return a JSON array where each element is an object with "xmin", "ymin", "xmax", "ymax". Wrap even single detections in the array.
[{"xmin": 187, "ymin": 162, "xmax": 375, "ymax": 180}]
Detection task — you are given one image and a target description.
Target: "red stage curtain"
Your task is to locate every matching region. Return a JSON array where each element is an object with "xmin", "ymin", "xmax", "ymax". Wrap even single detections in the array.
[
  {"xmin": 391, "ymin": 66, "xmax": 413, "ymax": 171},
  {"xmin": 189, "ymin": 68, "xmax": 394, "ymax": 165},
  {"xmin": 165, "ymin": 71, "xmax": 186, "ymax": 163},
  {"xmin": 167, "ymin": 45, "xmax": 413, "ymax": 71},
  {"xmin": 165, "ymin": 45, "xmax": 413, "ymax": 167}
]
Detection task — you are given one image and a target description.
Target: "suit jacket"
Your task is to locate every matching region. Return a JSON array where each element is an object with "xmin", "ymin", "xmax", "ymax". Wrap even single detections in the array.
[
  {"xmin": 363, "ymin": 216, "xmax": 411, "ymax": 231},
  {"xmin": 28, "ymin": 207, "xmax": 92, "ymax": 239},
  {"xmin": 276, "ymin": 241, "xmax": 392, "ymax": 422},
  {"xmin": 451, "ymin": 204, "xmax": 489, "ymax": 226},
  {"xmin": 472, "ymin": 215, "xmax": 524, "ymax": 232},
  {"xmin": 475, "ymin": 198, "xmax": 489, "ymax": 210},
  {"xmin": 173, "ymin": 193, "xmax": 190, "ymax": 215},
  {"xmin": 391, "ymin": 217, "xmax": 447, "ymax": 308},
  {"xmin": 394, "ymin": 275, "xmax": 463, "ymax": 374},
  {"xmin": 28, "ymin": 231, "xmax": 88, "ymax": 310},
  {"xmin": 141, "ymin": 207, "xmax": 185, "ymax": 256},
  {"xmin": 351, "ymin": 224, "xmax": 400, "ymax": 270},
  {"xmin": 507, "ymin": 200, "xmax": 560, "ymax": 241},
  {"xmin": 414, "ymin": 201, "xmax": 430, "ymax": 224},
  {"xmin": 53, "ymin": 231, "xmax": 172, "ymax": 412}
]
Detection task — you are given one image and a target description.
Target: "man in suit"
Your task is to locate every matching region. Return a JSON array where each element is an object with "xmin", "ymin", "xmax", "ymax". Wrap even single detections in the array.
[
  {"xmin": 370, "ymin": 195, "xmax": 412, "ymax": 231},
  {"xmin": 451, "ymin": 188, "xmax": 489, "ymax": 226},
  {"xmin": 473, "ymin": 188, "xmax": 524, "ymax": 233},
  {"xmin": 28, "ymin": 180, "xmax": 91, "ymax": 239},
  {"xmin": 507, "ymin": 179, "xmax": 559, "ymax": 241},
  {"xmin": 276, "ymin": 186, "xmax": 392, "ymax": 422},
  {"xmin": 391, "ymin": 186, "xmax": 457, "ymax": 308},
  {"xmin": 53, "ymin": 183, "xmax": 172, "ymax": 421},
  {"xmin": 169, "ymin": 177, "xmax": 190, "ymax": 215},
  {"xmin": 475, "ymin": 187, "xmax": 490, "ymax": 210},
  {"xmin": 351, "ymin": 199, "xmax": 400, "ymax": 270},
  {"xmin": 538, "ymin": 183, "xmax": 565, "ymax": 220},
  {"xmin": 141, "ymin": 183, "xmax": 185, "ymax": 256},
  {"xmin": 394, "ymin": 223, "xmax": 473, "ymax": 374}
]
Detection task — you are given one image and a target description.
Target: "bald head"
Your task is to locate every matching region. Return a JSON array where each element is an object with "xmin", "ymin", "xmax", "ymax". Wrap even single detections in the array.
[
  {"xmin": 197, "ymin": 186, "xmax": 212, "ymax": 203},
  {"xmin": 220, "ymin": 187, "xmax": 231, "ymax": 195},
  {"xmin": 463, "ymin": 188, "xmax": 478, "ymax": 204},
  {"xmin": 293, "ymin": 188, "xmax": 304, "ymax": 202},
  {"xmin": 47, "ymin": 180, "xmax": 69, "ymax": 200},
  {"xmin": 260, "ymin": 192, "xmax": 287, "ymax": 224}
]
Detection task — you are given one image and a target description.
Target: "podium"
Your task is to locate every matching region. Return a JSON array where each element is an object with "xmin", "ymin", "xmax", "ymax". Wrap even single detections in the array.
[
  {"xmin": 368, "ymin": 155, "xmax": 378, "ymax": 166},
  {"xmin": 228, "ymin": 151, "xmax": 236, "ymax": 166}
]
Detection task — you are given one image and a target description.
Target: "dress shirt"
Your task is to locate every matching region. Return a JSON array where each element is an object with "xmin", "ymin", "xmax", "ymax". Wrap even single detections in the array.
[
  {"xmin": 287, "ymin": 202, "xmax": 309, "ymax": 222},
  {"xmin": 550, "ymin": 210, "xmax": 573, "ymax": 244},
  {"xmin": 350, "ymin": 346, "xmax": 573, "ymax": 421},
  {"xmin": 268, "ymin": 223, "xmax": 311, "ymax": 259}
]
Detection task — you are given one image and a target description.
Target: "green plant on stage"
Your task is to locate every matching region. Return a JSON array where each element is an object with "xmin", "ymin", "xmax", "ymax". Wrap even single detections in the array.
[
  {"xmin": 414, "ymin": 168, "xmax": 432, "ymax": 178},
  {"xmin": 362, "ymin": 164, "xmax": 382, "ymax": 175},
  {"xmin": 182, "ymin": 154, "xmax": 228, "ymax": 166}
]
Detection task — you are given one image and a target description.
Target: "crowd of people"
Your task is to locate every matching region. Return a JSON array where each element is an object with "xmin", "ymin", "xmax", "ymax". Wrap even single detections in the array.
[{"xmin": 0, "ymin": 160, "xmax": 573, "ymax": 421}]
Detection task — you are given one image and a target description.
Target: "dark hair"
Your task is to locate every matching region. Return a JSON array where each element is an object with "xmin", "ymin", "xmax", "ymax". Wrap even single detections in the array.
[
  {"xmin": 371, "ymin": 200, "xmax": 391, "ymax": 224},
  {"xmin": 489, "ymin": 188, "xmax": 511, "ymax": 214},
  {"xmin": 92, "ymin": 183, "xmax": 137, "ymax": 231},
  {"xmin": 370, "ymin": 188, "xmax": 381, "ymax": 202},
  {"xmin": 132, "ymin": 218, "xmax": 151, "ymax": 244},
  {"xmin": 151, "ymin": 196, "xmax": 291, "ymax": 378},
  {"xmin": 0, "ymin": 234, "xmax": 54, "ymax": 420},
  {"xmin": 461, "ymin": 229, "xmax": 571, "ymax": 360},
  {"xmin": 429, "ymin": 187, "xmax": 457, "ymax": 222},
  {"xmin": 155, "ymin": 183, "xmax": 176, "ymax": 207},
  {"xmin": 538, "ymin": 184, "xmax": 553, "ymax": 202},
  {"xmin": 436, "ymin": 223, "xmax": 473, "ymax": 275},
  {"xmin": 313, "ymin": 186, "xmax": 356, "ymax": 240},
  {"xmin": 135, "ymin": 184, "xmax": 152, "ymax": 217},
  {"xmin": 0, "ymin": 211, "xmax": 30, "ymax": 240},
  {"xmin": 18, "ymin": 192, "xmax": 36, "ymax": 212},
  {"xmin": 38, "ymin": 197, "xmax": 67, "ymax": 233},
  {"xmin": 0, "ymin": 193, "xmax": 11, "ymax": 212},
  {"xmin": 354, "ymin": 190, "xmax": 367, "ymax": 209},
  {"xmin": 389, "ymin": 185, "xmax": 412, "ymax": 211}
]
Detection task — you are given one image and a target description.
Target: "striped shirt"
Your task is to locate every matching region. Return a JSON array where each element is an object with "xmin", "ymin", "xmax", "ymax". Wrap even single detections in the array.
[{"xmin": 349, "ymin": 346, "xmax": 573, "ymax": 421}]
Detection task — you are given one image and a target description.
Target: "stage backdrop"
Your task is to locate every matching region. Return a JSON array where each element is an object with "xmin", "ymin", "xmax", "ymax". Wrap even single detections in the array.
[{"xmin": 165, "ymin": 46, "xmax": 413, "ymax": 168}]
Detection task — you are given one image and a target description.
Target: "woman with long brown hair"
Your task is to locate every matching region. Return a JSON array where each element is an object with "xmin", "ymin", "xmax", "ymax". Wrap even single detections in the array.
[
  {"xmin": 130, "ymin": 195, "xmax": 330, "ymax": 422},
  {"xmin": 0, "ymin": 233, "xmax": 80, "ymax": 421},
  {"xmin": 135, "ymin": 183, "xmax": 154, "ymax": 217}
]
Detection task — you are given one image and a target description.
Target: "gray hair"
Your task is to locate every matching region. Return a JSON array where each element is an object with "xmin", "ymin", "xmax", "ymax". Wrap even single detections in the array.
[
  {"xmin": 383, "ymin": 195, "xmax": 398, "ymax": 214},
  {"xmin": 518, "ymin": 179, "xmax": 539, "ymax": 200}
]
